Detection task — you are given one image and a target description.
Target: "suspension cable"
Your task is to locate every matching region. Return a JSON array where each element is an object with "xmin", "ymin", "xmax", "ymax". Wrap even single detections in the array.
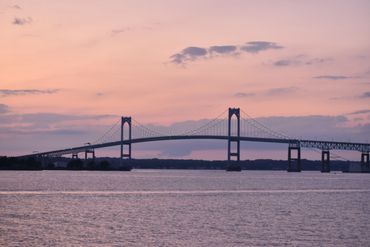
[
  {"xmin": 91, "ymin": 118, "xmax": 120, "ymax": 144},
  {"xmin": 181, "ymin": 109, "xmax": 228, "ymax": 135}
]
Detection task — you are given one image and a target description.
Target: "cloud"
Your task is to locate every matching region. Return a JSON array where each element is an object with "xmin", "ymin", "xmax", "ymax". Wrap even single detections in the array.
[
  {"xmin": 234, "ymin": 88, "xmax": 300, "ymax": 98},
  {"xmin": 265, "ymin": 87, "xmax": 299, "ymax": 96},
  {"xmin": 0, "ymin": 112, "xmax": 118, "ymax": 155},
  {"xmin": 240, "ymin": 41, "xmax": 283, "ymax": 53},
  {"xmin": 169, "ymin": 53, "xmax": 186, "ymax": 64},
  {"xmin": 273, "ymin": 55, "xmax": 331, "ymax": 67},
  {"xmin": 209, "ymin": 45, "xmax": 238, "ymax": 55},
  {"xmin": 110, "ymin": 22, "xmax": 161, "ymax": 36},
  {"xmin": 360, "ymin": 92, "xmax": 370, "ymax": 98},
  {"xmin": 0, "ymin": 127, "xmax": 87, "ymax": 136},
  {"xmin": 313, "ymin": 75, "xmax": 351, "ymax": 80},
  {"xmin": 0, "ymin": 89, "xmax": 59, "ymax": 97},
  {"xmin": 347, "ymin": 109, "xmax": 370, "ymax": 115},
  {"xmin": 18, "ymin": 113, "xmax": 116, "ymax": 127},
  {"xmin": 273, "ymin": 59, "xmax": 297, "ymax": 66},
  {"xmin": 12, "ymin": 17, "xmax": 32, "ymax": 25},
  {"xmin": 255, "ymin": 115, "xmax": 354, "ymax": 140},
  {"xmin": 111, "ymin": 27, "xmax": 131, "ymax": 35},
  {"xmin": 234, "ymin": 92, "xmax": 255, "ymax": 98},
  {"xmin": 0, "ymin": 112, "xmax": 117, "ymax": 137},
  {"xmin": 305, "ymin": 57, "xmax": 332, "ymax": 65},
  {"xmin": 182, "ymin": 47, "xmax": 208, "ymax": 56},
  {"xmin": 11, "ymin": 5, "xmax": 22, "ymax": 10},
  {"xmin": 170, "ymin": 46, "xmax": 208, "ymax": 64},
  {"xmin": 170, "ymin": 41, "xmax": 283, "ymax": 65},
  {"xmin": 0, "ymin": 104, "xmax": 9, "ymax": 114}
]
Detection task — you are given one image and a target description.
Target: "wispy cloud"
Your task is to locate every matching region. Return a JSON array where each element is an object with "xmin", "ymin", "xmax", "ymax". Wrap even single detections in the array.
[
  {"xmin": 1, "ymin": 128, "xmax": 88, "ymax": 136},
  {"xmin": 265, "ymin": 87, "xmax": 299, "ymax": 96},
  {"xmin": 170, "ymin": 40, "xmax": 284, "ymax": 65},
  {"xmin": 335, "ymin": 92, "xmax": 370, "ymax": 100},
  {"xmin": 110, "ymin": 22, "xmax": 161, "ymax": 36},
  {"xmin": 11, "ymin": 5, "xmax": 22, "ymax": 10},
  {"xmin": 234, "ymin": 88, "xmax": 299, "ymax": 98},
  {"xmin": 313, "ymin": 75, "xmax": 352, "ymax": 80},
  {"xmin": 12, "ymin": 17, "xmax": 32, "ymax": 25},
  {"xmin": 273, "ymin": 59, "xmax": 297, "ymax": 66},
  {"xmin": 273, "ymin": 55, "xmax": 331, "ymax": 67},
  {"xmin": 111, "ymin": 27, "xmax": 131, "ymax": 35},
  {"xmin": 19, "ymin": 113, "xmax": 116, "ymax": 125},
  {"xmin": 347, "ymin": 109, "xmax": 370, "ymax": 115},
  {"xmin": 0, "ymin": 112, "xmax": 117, "ymax": 130},
  {"xmin": 0, "ymin": 89, "xmax": 60, "ymax": 97},
  {"xmin": 234, "ymin": 92, "xmax": 255, "ymax": 98},
  {"xmin": 240, "ymin": 41, "xmax": 283, "ymax": 53}
]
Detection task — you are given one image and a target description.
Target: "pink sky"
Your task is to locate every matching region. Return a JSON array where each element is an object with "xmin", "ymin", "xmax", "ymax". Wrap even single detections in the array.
[{"xmin": 0, "ymin": 0, "xmax": 369, "ymax": 159}]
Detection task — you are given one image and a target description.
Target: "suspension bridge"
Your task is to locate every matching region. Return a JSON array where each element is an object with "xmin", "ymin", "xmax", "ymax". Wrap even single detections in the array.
[{"xmin": 20, "ymin": 108, "xmax": 370, "ymax": 172}]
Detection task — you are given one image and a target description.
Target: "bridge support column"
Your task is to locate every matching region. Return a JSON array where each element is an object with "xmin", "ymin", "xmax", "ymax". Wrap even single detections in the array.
[
  {"xmin": 37, "ymin": 154, "xmax": 47, "ymax": 169},
  {"xmin": 72, "ymin": 153, "xmax": 78, "ymax": 159},
  {"xmin": 120, "ymin": 117, "xmax": 132, "ymax": 169},
  {"xmin": 288, "ymin": 143, "xmax": 301, "ymax": 172},
  {"xmin": 321, "ymin": 150, "xmax": 330, "ymax": 173},
  {"xmin": 85, "ymin": 149, "xmax": 95, "ymax": 161},
  {"xmin": 227, "ymin": 108, "xmax": 241, "ymax": 171},
  {"xmin": 361, "ymin": 152, "xmax": 369, "ymax": 166}
]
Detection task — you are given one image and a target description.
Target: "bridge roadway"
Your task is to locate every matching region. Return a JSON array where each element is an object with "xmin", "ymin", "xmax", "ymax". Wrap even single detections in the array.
[{"xmin": 21, "ymin": 135, "xmax": 370, "ymax": 158}]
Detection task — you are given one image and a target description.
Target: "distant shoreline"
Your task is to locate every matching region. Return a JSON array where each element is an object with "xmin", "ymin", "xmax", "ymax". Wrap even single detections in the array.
[{"xmin": 0, "ymin": 156, "xmax": 361, "ymax": 171}]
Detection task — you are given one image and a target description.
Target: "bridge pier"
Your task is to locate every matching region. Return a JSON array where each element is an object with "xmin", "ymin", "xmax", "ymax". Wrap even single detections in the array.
[
  {"xmin": 288, "ymin": 143, "xmax": 301, "ymax": 172},
  {"xmin": 321, "ymin": 150, "xmax": 330, "ymax": 173},
  {"xmin": 120, "ymin": 117, "xmax": 132, "ymax": 169},
  {"xmin": 226, "ymin": 108, "xmax": 241, "ymax": 171},
  {"xmin": 361, "ymin": 152, "xmax": 369, "ymax": 166},
  {"xmin": 85, "ymin": 149, "xmax": 95, "ymax": 161},
  {"xmin": 36, "ymin": 154, "xmax": 47, "ymax": 168}
]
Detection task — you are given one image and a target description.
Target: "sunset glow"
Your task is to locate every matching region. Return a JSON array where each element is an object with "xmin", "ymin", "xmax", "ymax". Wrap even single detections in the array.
[{"xmin": 1, "ymin": 0, "xmax": 369, "ymax": 158}]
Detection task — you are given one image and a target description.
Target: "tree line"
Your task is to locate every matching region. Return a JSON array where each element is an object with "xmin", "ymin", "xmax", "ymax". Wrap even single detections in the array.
[{"xmin": 0, "ymin": 156, "xmax": 353, "ymax": 171}]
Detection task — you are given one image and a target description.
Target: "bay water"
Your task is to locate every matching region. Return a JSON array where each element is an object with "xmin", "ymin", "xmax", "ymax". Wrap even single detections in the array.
[{"xmin": 1, "ymin": 170, "xmax": 369, "ymax": 246}]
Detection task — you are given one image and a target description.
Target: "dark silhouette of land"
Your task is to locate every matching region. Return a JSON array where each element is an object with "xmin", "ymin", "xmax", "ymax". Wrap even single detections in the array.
[{"xmin": 0, "ymin": 156, "xmax": 358, "ymax": 171}]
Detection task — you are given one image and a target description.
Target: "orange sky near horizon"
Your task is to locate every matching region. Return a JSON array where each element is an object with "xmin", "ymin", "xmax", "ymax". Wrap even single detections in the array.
[{"xmin": 0, "ymin": 0, "xmax": 369, "ymax": 157}]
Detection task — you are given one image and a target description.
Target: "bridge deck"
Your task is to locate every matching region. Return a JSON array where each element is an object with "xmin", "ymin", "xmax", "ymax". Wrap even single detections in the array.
[{"xmin": 19, "ymin": 135, "xmax": 370, "ymax": 158}]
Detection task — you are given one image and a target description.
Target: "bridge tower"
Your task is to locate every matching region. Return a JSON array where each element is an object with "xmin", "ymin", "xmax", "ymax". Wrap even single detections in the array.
[
  {"xmin": 321, "ymin": 149, "xmax": 330, "ymax": 173},
  {"xmin": 227, "ymin": 108, "xmax": 241, "ymax": 171},
  {"xmin": 288, "ymin": 142, "xmax": 301, "ymax": 172},
  {"xmin": 120, "ymin": 117, "xmax": 132, "ymax": 167}
]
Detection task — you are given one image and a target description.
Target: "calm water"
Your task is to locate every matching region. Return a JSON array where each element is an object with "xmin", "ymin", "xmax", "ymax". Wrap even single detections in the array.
[{"xmin": 1, "ymin": 170, "xmax": 370, "ymax": 246}]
